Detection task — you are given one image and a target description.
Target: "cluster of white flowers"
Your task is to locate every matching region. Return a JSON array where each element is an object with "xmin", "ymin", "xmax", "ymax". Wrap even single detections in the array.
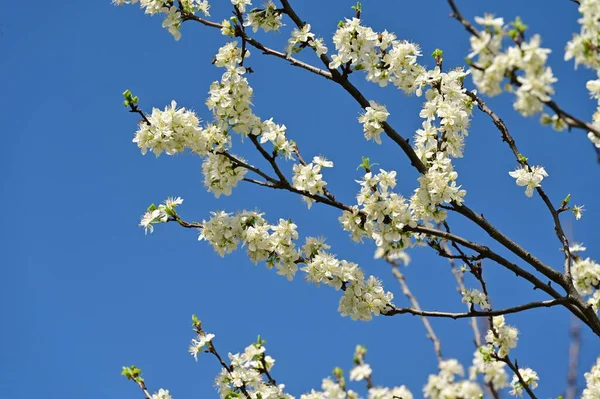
[
  {"xmin": 329, "ymin": 20, "xmax": 470, "ymax": 226},
  {"xmin": 209, "ymin": 42, "xmax": 298, "ymax": 159},
  {"xmin": 139, "ymin": 197, "xmax": 183, "ymax": 234},
  {"xmin": 583, "ymin": 357, "xmax": 600, "ymax": 399},
  {"xmin": 302, "ymin": 346, "xmax": 413, "ymax": 399},
  {"xmin": 470, "ymin": 347, "xmax": 509, "ymax": 390},
  {"xmin": 423, "ymin": 359, "xmax": 482, "ymax": 399},
  {"xmin": 213, "ymin": 340, "xmax": 291, "ymax": 399},
  {"xmin": 301, "ymin": 378, "xmax": 358, "ymax": 399},
  {"xmin": 303, "ymin": 253, "xmax": 393, "ymax": 321},
  {"xmin": 368, "ymin": 386, "xmax": 413, "ymax": 399},
  {"xmin": 509, "ymin": 368, "xmax": 539, "ymax": 397},
  {"xmin": 112, "ymin": 0, "xmax": 210, "ymax": 40},
  {"xmin": 349, "ymin": 345, "xmax": 372, "ymax": 382},
  {"xmin": 202, "ymin": 153, "xmax": 248, "ymax": 197},
  {"xmin": 329, "ymin": 18, "xmax": 424, "ymax": 92},
  {"xmin": 246, "ymin": 1, "xmax": 282, "ymax": 33},
  {"xmin": 508, "ymin": 165, "xmax": 548, "ymax": 197},
  {"xmin": 231, "ymin": 0, "xmax": 252, "ymax": 14},
  {"xmin": 292, "ymin": 156, "xmax": 333, "ymax": 208},
  {"xmin": 485, "ymin": 315, "xmax": 519, "ymax": 358},
  {"xmin": 349, "ymin": 363, "xmax": 372, "ymax": 382},
  {"xmin": 338, "ymin": 274, "xmax": 394, "ymax": 320},
  {"xmin": 589, "ymin": 290, "xmax": 600, "ymax": 314},
  {"xmin": 461, "ymin": 288, "xmax": 491, "ymax": 310},
  {"xmin": 572, "ymin": 257, "xmax": 600, "ymax": 295},
  {"xmin": 151, "ymin": 389, "xmax": 173, "ymax": 399},
  {"xmin": 409, "ymin": 67, "xmax": 472, "ymax": 225},
  {"xmin": 468, "ymin": 16, "xmax": 557, "ymax": 118},
  {"xmin": 584, "ymin": 75, "xmax": 600, "ymax": 149},
  {"xmin": 566, "ymin": 0, "xmax": 600, "ymax": 70},
  {"xmin": 339, "ymin": 169, "xmax": 416, "ymax": 260},
  {"xmin": 197, "ymin": 210, "xmax": 393, "ymax": 320},
  {"xmin": 565, "ymin": 0, "xmax": 600, "ymax": 148},
  {"xmin": 358, "ymin": 101, "xmax": 389, "ymax": 144},
  {"xmin": 188, "ymin": 331, "xmax": 215, "ymax": 360},
  {"xmin": 133, "ymin": 101, "xmax": 227, "ymax": 157},
  {"xmin": 286, "ymin": 23, "xmax": 327, "ymax": 56}
]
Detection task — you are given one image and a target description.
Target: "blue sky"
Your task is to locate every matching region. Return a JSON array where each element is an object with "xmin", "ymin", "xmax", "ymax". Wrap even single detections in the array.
[{"xmin": 1, "ymin": 0, "xmax": 599, "ymax": 398}]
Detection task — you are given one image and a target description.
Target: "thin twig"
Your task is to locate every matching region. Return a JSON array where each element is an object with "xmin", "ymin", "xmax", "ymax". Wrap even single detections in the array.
[{"xmin": 389, "ymin": 260, "xmax": 444, "ymax": 363}]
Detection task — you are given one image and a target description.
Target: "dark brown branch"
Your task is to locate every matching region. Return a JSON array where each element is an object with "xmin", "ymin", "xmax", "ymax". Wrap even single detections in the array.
[
  {"xmin": 385, "ymin": 298, "xmax": 568, "ymax": 319},
  {"xmin": 248, "ymin": 135, "xmax": 290, "ymax": 184}
]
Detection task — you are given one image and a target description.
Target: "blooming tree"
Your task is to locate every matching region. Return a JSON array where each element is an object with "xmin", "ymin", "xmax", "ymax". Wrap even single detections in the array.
[{"xmin": 114, "ymin": 1, "xmax": 600, "ymax": 398}]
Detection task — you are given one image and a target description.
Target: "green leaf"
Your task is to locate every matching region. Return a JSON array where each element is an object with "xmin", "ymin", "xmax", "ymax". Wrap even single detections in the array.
[{"xmin": 517, "ymin": 153, "xmax": 528, "ymax": 164}]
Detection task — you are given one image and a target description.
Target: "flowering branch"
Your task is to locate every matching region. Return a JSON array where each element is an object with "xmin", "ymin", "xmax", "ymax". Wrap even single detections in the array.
[{"xmin": 446, "ymin": 0, "xmax": 600, "ymax": 140}]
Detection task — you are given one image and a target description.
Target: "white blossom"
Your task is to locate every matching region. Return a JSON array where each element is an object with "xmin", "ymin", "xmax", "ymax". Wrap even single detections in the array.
[
  {"xmin": 509, "ymin": 368, "xmax": 539, "ymax": 397},
  {"xmin": 485, "ymin": 315, "xmax": 519, "ymax": 358},
  {"xmin": 349, "ymin": 364, "xmax": 372, "ymax": 381},
  {"xmin": 358, "ymin": 101, "xmax": 389, "ymax": 144},
  {"xmin": 151, "ymin": 389, "xmax": 173, "ymax": 399},
  {"xmin": 461, "ymin": 288, "xmax": 491, "ymax": 310},
  {"xmin": 572, "ymin": 257, "xmax": 600, "ymax": 295},
  {"xmin": 470, "ymin": 347, "xmax": 509, "ymax": 390},
  {"xmin": 189, "ymin": 332, "xmax": 215, "ymax": 360},
  {"xmin": 292, "ymin": 156, "xmax": 333, "ymax": 208},
  {"xmin": 583, "ymin": 357, "xmax": 600, "ymax": 399},
  {"xmin": 508, "ymin": 165, "xmax": 548, "ymax": 197},
  {"xmin": 246, "ymin": 1, "xmax": 282, "ymax": 32}
]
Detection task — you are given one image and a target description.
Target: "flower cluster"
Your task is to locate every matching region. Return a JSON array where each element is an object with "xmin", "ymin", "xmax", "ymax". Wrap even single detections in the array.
[
  {"xmin": 133, "ymin": 101, "xmax": 228, "ymax": 157},
  {"xmin": 368, "ymin": 386, "xmax": 413, "ymax": 399},
  {"xmin": 358, "ymin": 101, "xmax": 389, "ymax": 144},
  {"xmin": 246, "ymin": 1, "xmax": 282, "ymax": 33},
  {"xmin": 197, "ymin": 209, "xmax": 394, "ymax": 320},
  {"xmin": 423, "ymin": 359, "xmax": 482, "ymax": 399},
  {"xmin": 189, "ymin": 331, "xmax": 215, "ymax": 361},
  {"xmin": 151, "ymin": 389, "xmax": 173, "ymax": 399},
  {"xmin": 139, "ymin": 197, "xmax": 183, "ymax": 234},
  {"xmin": 485, "ymin": 315, "xmax": 519, "ymax": 358},
  {"xmin": 468, "ymin": 16, "xmax": 557, "ymax": 118},
  {"xmin": 509, "ymin": 368, "xmax": 539, "ymax": 397},
  {"xmin": 112, "ymin": 0, "xmax": 210, "ymax": 40},
  {"xmin": 214, "ymin": 340, "xmax": 290, "ymax": 399},
  {"xmin": 582, "ymin": 75, "xmax": 600, "ymax": 149},
  {"xmin": 292, "ymin": 156, "xmax": 333, "ymax": 208},
  {"xmin": 301, "ymin": 378, "xmax": 358, "ymax": 399},
  {"xmin": 231, "ymin": 0, "xmax": 252, "ymax": 14},
  {"xmin": 208, "ymin": 42, "xmax": 297, "ymax": 158},
  {"xmin": 286, "ymin": 24, "xmax": 327, "ymax": 56},
  {"xmin": 470, "ymin": 347, "xmax": 509, "ymax": 390},
  {"xmin": 329, "ymin": 18, "xmax": 424, "ymax": 92},
  {"xmin": 508, "ymin": 165, "xmax": 548, "ymax": 197},
  {"xmin": 202, "ymin": 153, "xmax": 248, "ymax": 197},
  {"xmin": 583, "ymin": 356, "xmax": 600, "ymax": 399},
  {"xmin": 565, "ymin": 1, "xmax": 600, "ymax": 148},
  {"xmin": 566, "ymin": 0, "xmax": 600, "ymax": 70},
  {"xmin": 339, "ymin": 168, "xmax": 416, "ymax": 260},
  {"xmin": 349, "ymin": 345, "xmax": 372, "ymax": 382},
  {"xmin": 572, "ymin": 257, "xmax": 600, "ymax": 295},
  {"xmin": 409, "ymin": 67, "xmax": 472, "ymax": 225},
  {"xmin": 461, "ymin": 288, "xmax": 491, "ymax": 310}
]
